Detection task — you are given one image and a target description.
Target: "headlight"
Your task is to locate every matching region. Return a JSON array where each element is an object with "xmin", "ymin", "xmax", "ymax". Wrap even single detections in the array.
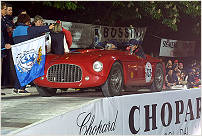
[{"xmin": 93, "ymin": 61, "xmax": 103, "ymax": 72}]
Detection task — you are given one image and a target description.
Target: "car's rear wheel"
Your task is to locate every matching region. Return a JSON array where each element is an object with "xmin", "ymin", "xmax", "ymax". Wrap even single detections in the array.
[
  {"xmin": 101, "ymin": 62, "xmax": 123, "ymax": 97},
  {"xmin": 36, "ymin": 85, "xmax": 57, "ymax": 97},
  {"xmin": 151, "ymin": 63, "xmax": 164, "ymax": 91}
]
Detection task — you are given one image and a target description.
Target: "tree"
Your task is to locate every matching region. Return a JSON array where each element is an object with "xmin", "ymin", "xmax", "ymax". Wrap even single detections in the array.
[{"xmin": 40, "ymin": 1, "xmax": 200, "ymax": 35}]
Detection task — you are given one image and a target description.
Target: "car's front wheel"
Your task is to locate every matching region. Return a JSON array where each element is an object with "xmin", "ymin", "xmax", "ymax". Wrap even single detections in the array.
[
  {"xmin": 151, "ymin": 63, "xmax": 164, "ymax": 91},
  {"xmin": 101, "ymin": 62, "xmax": 123, "ymax": 97},
  {"xmin": 36, "ymin": 85, "xmax": 57, "ymax": 97}
]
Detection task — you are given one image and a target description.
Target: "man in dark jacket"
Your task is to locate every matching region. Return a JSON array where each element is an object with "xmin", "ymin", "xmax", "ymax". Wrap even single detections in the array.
[
  {"xmin": 1, "ymin": 2, "xmax": 9, "ymax": 45},
  {"xmin": 5, "ymin": 3, "xmax": 14, "ymax": 43},
  {"xmin": 2, "ymin": 3, "xmax": 15, "ymax": 88},
  {"xmin": 1, "ymin": 2, "xmax": 11, "ymax": 94},
  {"xmin": 12, "ymin": 13, "xmax": 54, "ymax": 94}
]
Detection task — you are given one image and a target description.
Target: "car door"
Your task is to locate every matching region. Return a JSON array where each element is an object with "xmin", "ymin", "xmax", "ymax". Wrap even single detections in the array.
[
  {"xmin": 128, "ymin": 49, "xmax": 153, "ymax": 86},
  {"xmin": 122, "ymin": 54, "xmax": 143, "ymax": 86}
]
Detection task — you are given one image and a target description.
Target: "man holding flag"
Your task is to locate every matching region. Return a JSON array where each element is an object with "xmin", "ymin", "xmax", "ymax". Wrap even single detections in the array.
[{"xmin": 12, "ymin": 13, "xmax": 54, "ymax": 94}]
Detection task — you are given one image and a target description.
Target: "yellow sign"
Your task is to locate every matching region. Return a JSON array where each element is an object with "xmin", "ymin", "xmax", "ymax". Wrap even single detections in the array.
[{"xmin": 131, "ymin": 72, "xmax": 134, "ymax": 79}]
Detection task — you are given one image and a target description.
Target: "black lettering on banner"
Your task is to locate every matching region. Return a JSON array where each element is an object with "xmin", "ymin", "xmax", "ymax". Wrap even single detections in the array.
[
  {"xmin": 130, "ymin": 29, "xmax": 133, "ymax": 39},
  {"xmin": 125, "ymin": 28, "xmax": 129, "ymax": 38},
  {"xmin": 196, "ymin": 97, "xmax": 201, "ymax": 119},
  {"xmin": 144, "ymin": 104, "xmax": 157, "ymax": 132},
  {"xmin": 185, "ymin": 99, "xmax": 194, "ymax": 121},
  {"xmin": 162, "ymin": 41, "xmax": 168, "ymax": 47},
  {"xmin": 175, "ymin": 100, "xmax": 184, "ymax": 124},
  {"xmin": 171, "ymin": 42, "xmax": 176, "ymax": 48},
  {"xmin": 111, "ymin": 28, "xmax": 116, "ymax": 38},
  {"xmin": 103, "ymin": 27, "xmax": 109, "ymax": 38},
  {"xmin": 129, "ymin": 106, "xmax": 140, "ymax": 134},
  {"xmin": 118, "ymin": 27, "xmax": 123, "ymax": 38},
  {"xmin": 76, "ymin": 112, "xmax": 91, "ymax": 135},
  {"xmin": 162, "ymin": 41, "xmax": 176, "ymax": 48},
  {"xmin": 161, "ymin": 102, "xmax": 172, "ymax": 127},
  {"xmin": 136, "ymin": 29, "xmax": 143, "ymax": 41},
  {"xmin": 77, "ymin": 111, "xmax": 118, "ymax": 135}
]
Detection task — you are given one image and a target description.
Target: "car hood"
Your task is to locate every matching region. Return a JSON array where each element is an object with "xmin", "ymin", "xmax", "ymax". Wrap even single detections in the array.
[{"xmin": 46, "ymin": 49, "xmax": 121, "ymax": 64}]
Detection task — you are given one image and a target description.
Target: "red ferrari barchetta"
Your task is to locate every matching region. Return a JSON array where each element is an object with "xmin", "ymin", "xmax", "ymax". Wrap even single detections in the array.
[{"xmin": 34, "ymin": 44, "xmax": 165, "ymax": 97}]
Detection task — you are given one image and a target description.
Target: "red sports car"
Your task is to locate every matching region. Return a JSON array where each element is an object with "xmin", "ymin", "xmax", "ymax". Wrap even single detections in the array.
[{"xmin": 34, "ymin": 44, "xmax": 165, "ymax": 97}]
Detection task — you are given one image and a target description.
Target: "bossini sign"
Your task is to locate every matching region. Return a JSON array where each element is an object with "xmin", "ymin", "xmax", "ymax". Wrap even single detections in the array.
[
  {"xmin": 10, "ymin": 88, "xmax": 200, "ymax": 136},
  {"xmin": 94, "ymin": 26, "xmax": 147, "ymax": 43}
]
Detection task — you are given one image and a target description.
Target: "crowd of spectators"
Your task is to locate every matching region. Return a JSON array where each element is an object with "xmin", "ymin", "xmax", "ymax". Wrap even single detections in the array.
[
  {"xmin": 1, "ymin": 2, "xmax": 72, "ymax": 94},
  {"xmin": 165, "ymin": 59, "xmax": 201, "ymax": 90}
]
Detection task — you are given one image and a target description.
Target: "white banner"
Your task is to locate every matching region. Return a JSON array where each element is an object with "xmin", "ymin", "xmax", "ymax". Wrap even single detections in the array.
[
  {"xmin": 10, "ymin": 88, "xmax": 201, "ymax": 136},
  {"xmin": 159, "ymin": 38, "xmax": 195, "ymax": 57}
]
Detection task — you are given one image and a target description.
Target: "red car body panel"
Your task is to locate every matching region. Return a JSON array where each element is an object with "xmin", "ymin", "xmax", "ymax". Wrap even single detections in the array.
[{"xmin": 34, "ymin": 49, "xmax": 165, "ymax": 89}]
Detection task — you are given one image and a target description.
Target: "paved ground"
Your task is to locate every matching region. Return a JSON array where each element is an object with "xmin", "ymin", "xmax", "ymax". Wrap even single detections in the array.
[
  {"xmin": 1, "ymin": 87, "xmax": 102, "ymax": 135},
  {"xmin": 1, "ymin": 86, "xmax": 153, "ymax": 135}
]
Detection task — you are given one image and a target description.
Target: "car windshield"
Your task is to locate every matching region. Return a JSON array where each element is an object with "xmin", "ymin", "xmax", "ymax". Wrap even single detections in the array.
[
  {"xmin": 87, "ymin": 41, "xmax": 129, "ymax": 50},
  {"xmin": 71, "ymin": 39, "xmax": 145, "ymax": 58}
]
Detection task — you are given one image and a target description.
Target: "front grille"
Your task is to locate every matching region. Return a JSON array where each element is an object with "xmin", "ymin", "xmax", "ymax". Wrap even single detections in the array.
[{"xmin": 47, "ymin": 64, "xmax": 82, "ymax": 82}]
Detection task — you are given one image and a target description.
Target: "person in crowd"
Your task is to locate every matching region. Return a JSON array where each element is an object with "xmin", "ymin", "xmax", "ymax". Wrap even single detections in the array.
[
  {"xmin": 14, "ymin": 9, "xmax": 27, "ymax": 26},
  {"xmin": 1, "ymin": 2, "xmax": 9, "ymax": 45},
  {"xmin": 5, "ymin": 3, "xmax": 13, "ymax": 19},
  {"xmin": 5, "ymin": 3, "xmax": 14, "ymax": 39},
  {"xmin": 191, "ymin": 59, "xmax": 197, "ymax": 68},
  {"xmin": 194, "ymin": 68, "xmax": 201, "ymax": 87},
  {"xmin": 173, "ymin": 62, "xmax": 180, "ymax": 73},
  {"xmin": 165, "ymin": 69, "xmax": 178, "ymax": 89},
  {"xmin": 166, "ymin": 60, "xmax": 172, "ymax": 74},
  {"xmin": 58, "ymin": 20, "xmax": 72, "ymax": 49},
  {"xmin": 5, "ymin": 3, "xmax": 16, "ymax": 88},
  {"xmin": 1, "ymin": 2, "xmax": 12, "ymax": 94},
  {"xmin": 31, "ymin": 15, "xmax": 47, "ymax": 38},
  {"xmin": 173, "ymin": 59, "xmax": 179, "ymax": 67},
  {"xmin": 1, "ymin": 32, "xmax": 11, "ymax": 95},
  {"xmin": 187, "ymin": 68, "xmax": 196, "ymax": 89},
  {"xmin": 178, "ymin": 71, "xmax": 188, "ymax": 87},
  {"xmin": 48, "ymin": 21, "xmax": 71, "ymax": 54},
  {"xmin": 1, "ymin": 2, "xmax": 12, "ymax": 88},
  {"xmin": 12, "ymin": 13, "xmax": 54, "ymax": 94},
  {"xmin": 178, "ymin": 62, "xmax": 184, "ymax": 73},
  {"xmin": 26, "ymin": 15, "xmax": 45, "ymax": 88},
  {"xmin": 32, "ymin": 15, "xmax": 44, "ymax": 26}
]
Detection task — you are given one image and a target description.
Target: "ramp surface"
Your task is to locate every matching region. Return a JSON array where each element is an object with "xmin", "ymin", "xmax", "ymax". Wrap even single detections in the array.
[{"xmin": 1, "ymin": 87, "xmax": 101, "ymax": 135}]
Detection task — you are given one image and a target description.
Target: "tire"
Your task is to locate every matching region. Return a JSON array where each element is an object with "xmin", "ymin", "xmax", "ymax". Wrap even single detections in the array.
[
  {"xmin": 36, "ymin": 85, "xmax": 57, "ymax": 97},
  {"xmin": 101, "ymin": 62, "xmax": 123, "ymax": 97},
  {"xmin": 151, "ymin": 63, "xmax": 164, "ymax": 91}
]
